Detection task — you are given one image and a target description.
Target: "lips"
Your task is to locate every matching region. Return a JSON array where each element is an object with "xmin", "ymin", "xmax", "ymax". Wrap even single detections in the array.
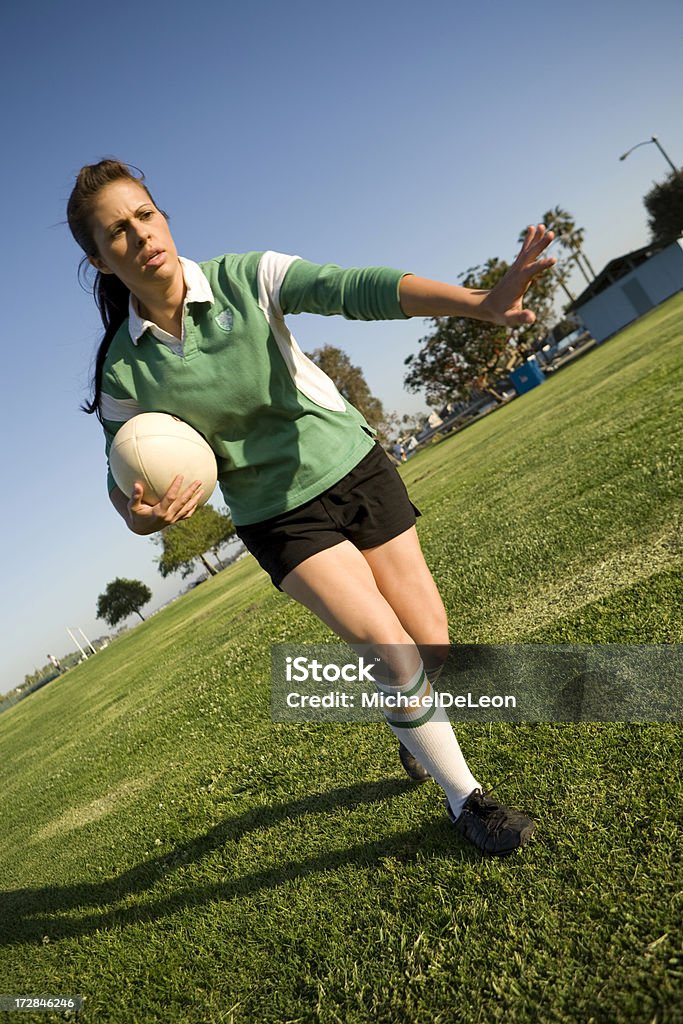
[{"xmin": 143, "ymin": 249, "xmax": 165, "ymax": 267}]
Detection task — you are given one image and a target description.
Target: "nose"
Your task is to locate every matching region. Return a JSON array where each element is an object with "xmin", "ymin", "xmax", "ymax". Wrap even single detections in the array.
[{"xmin": 133, "ymin": 221, "xmax": 150, "ymax": 247}]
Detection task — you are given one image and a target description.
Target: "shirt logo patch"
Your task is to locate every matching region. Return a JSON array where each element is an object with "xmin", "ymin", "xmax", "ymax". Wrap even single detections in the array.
[{"xmin": 215, "ymin": 309, "xmax": 234, "ymax": 332}]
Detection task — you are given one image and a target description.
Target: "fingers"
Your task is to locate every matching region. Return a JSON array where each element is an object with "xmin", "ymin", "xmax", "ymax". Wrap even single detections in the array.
[
  {"xmin": 175, "ymin": 481, "xmax": 205, "ymax": 520},
  {"xmin": 129, "ymin": 476, "xmax": 182, "ymax": 514},
  {"xmin": 128, "ymin": 476, "xmax": 204, "ymax": 525},
  {"xmin": 520, "ymin": 224, "xmax": 556, "ymax": 260},
  {"xmin": 527, "ymin": 255, "xmax": 558, "ymax": 282},
  {"xmin": 491, "ymin": 224, "xmax": 557, "ymax": 330},
  {"xmin": 128, "ymin": 481, "xmax": 147, "ymax": 512},
  {"xmin": 158, "ymin": 476, "xmax": 204, "ymax": 522},
  {"xmin": 160, "ymin": 474, "xmax": 185, "ymax": 505},
  {"xmin": 517, "ymin": 228, "xmax": 557, "ymax": 288},
  {"xmin": 509, "ymin": 310, "xmax": 536, "ymax": 327}
]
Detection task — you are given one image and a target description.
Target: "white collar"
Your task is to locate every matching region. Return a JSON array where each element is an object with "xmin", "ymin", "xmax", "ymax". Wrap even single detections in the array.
[{"xmin": 128, "ymin": 256, "xmax": 214, "ymax": 345}]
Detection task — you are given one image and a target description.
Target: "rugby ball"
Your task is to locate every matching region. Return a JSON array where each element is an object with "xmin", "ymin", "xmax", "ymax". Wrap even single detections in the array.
[{"xmin": 109, "ymin": 413, "xmax": 218, "ymax": 506}]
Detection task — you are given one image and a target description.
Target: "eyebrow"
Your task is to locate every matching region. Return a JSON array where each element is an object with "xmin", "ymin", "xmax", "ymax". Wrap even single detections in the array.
[{"xmin": 105, "ymin": 204, "xmax": 154, "ymax": 232}]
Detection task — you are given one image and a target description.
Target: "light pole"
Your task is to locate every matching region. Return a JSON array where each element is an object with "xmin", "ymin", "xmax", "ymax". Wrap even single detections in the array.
[{"xmin": 619, "ymin": 135, "xmax": 678, "ymax": 174}]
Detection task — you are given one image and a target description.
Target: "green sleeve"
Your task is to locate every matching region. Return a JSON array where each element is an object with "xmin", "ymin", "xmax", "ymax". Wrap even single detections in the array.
[{"xmin": 279, "ymin": 259, "xmax": 411, "ymax": 321}]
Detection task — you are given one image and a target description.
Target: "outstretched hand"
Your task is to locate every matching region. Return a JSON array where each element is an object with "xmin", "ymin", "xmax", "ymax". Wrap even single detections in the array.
[{"xmin": 480, "ymin": 224, "xmax": 556, "ymax": 328}]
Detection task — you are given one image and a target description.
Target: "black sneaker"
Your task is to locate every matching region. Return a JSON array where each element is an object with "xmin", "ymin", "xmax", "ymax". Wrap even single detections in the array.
[
  {"xmin": 398, "ymin": 742, "xmax": 431, "ymax": 782},
  {"xmin": 447, "ymin": 788, "xmax": 534, "ymax": 856}
]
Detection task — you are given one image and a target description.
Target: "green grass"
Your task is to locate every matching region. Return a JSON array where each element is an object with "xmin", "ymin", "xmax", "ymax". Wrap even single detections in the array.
[{"xmin": 0, "ymin": 294, "xmax": 681, "ymax": 1024}]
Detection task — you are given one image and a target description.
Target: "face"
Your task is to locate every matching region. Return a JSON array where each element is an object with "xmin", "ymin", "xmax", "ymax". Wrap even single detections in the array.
[{"xmin": 87, "ymin": 179, "xmax": 179, "ymax": 293}]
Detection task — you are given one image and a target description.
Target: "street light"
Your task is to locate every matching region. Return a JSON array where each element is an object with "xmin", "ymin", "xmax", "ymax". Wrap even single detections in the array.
[{"xmin": 619, "ymin": 135, "xmax": 677, "ymax": 174}]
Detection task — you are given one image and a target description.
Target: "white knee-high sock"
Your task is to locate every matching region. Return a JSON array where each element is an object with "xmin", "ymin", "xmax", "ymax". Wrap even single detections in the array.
[{"xmin": 378, "ymin": 662, "xmax": 480, "ymax": 816}]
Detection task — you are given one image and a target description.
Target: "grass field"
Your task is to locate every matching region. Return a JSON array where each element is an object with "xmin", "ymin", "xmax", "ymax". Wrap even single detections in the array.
[{"xmin": 1, "ymin": 294, "xmax": 681, "ymax": 1024}]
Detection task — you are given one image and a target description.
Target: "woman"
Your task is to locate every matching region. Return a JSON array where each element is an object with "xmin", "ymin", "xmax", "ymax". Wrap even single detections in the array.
[{"xmin": 68, "ymin": 159, "xmax": 556, "ymax": 856}]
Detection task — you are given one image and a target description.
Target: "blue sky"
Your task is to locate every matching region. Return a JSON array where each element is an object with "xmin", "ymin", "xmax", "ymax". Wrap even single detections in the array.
[{"xmin": 1, "ymin": 0, "xmax": 681, "ymax": 692}]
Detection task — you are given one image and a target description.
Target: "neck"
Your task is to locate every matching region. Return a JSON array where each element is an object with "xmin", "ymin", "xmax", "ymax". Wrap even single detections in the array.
[{"xmin": 134, "ymin": 259, "xmax": 186, "ymax": 329}]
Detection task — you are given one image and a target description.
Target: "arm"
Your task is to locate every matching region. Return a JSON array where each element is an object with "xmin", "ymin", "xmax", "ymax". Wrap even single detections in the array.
[
  {"xmin": 277, "ymin": 257, "xmax": 408, "ymax": 321},
  {"xmin": 398, "ymin": 276, "xmax": 492, "ymax": 321},
  {"xmin": 110, "ymin": 477, "xmax": 205, "ymax": 535},
  {"xmin": 399, "ymin": 224, "xmax": 556, "ymax": 326}
]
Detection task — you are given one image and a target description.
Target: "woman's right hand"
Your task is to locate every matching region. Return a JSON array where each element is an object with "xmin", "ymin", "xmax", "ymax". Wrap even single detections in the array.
[{"xmin": 125, "ymin": 475, "xmax": 205, "ymax": 535}]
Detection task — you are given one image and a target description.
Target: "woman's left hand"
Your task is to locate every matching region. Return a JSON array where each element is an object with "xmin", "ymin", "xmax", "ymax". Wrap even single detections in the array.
[{"xmin": 480, "ymin": 224, "xmax": 557, "ymax": 328}]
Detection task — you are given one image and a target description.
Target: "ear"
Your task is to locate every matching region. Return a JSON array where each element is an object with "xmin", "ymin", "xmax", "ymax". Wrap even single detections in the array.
[{"xmin": 88, "ymin": 254, "xmax": 114, "ymax": 275}]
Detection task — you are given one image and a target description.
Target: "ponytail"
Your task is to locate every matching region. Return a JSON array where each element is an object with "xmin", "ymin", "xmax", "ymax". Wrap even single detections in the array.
[
  {"xmin": 80, "ymin": 270, "xmax": 131, "ymax": 420},
  {"xmin": 67, "ymin": 159, "xmax": 166, "ymax": 422}
]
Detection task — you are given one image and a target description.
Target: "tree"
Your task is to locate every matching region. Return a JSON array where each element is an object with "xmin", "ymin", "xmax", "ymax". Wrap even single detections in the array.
[
  {"xmin": 376, "ymin": 408, "xmax": 402, "ymax": 446},
  {"xmin": 97, "ymin": 578, "xmax": 152, "ymax": 626},
  {"xmin": 404, "ymin": 254, "xmax": 559, "ymax": 406},
  {"xmin": 403, "ymin": 257, "xmax": 510, "ymax": 406},
  {"xmin": 644, "ymin": 170, "xmax": 683, "ymax": 249},
  {"xmin": 404, "ymin": 217, "xmax": 571, "ymax": 406},
  {"xmin": 153, "ymin": 503, "xmax": 235, "ymax": 579},
  {"xmin": 306, "ymin": 345, "xmax": 385, "ymax": 428},
  {"xmin": 401, "ymin": 411, "xmax": 428, "ymax": 435}
]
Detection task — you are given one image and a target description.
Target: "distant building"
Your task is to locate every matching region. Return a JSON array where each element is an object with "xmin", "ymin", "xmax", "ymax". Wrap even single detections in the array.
[{"xmin": 568, "ymin": 239, "xmax": 683, "ymax": 344}]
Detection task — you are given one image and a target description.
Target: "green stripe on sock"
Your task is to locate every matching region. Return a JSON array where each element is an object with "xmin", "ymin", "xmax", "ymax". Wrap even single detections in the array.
[
  {"xmin": 385, "ymin": 703, "xmax": 437, "ymax": 729},
  {"xmin": 376, "ymin": 667, "xmax": 427, "ymax": 700}
]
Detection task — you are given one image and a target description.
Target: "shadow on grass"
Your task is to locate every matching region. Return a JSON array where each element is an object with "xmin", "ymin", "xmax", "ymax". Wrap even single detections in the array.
[{"xmin": 1, "ymin": 779, "xmax": 484, "ymax": 947}]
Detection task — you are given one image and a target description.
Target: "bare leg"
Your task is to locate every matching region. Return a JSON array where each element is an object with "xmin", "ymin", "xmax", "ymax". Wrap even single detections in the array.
[
  {"xmin": 280, "ymin": 537, "xmax": 480, "ymax": 810},
  {"xmin": 360, "ymin": 526, "xmax": 451, "ymax": 676},
  {"xmin": 280, "ymin": 539, "xmax": 421, "ymax": 682}
]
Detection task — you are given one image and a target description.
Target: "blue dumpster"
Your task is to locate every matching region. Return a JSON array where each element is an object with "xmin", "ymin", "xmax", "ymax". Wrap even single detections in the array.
[{"xmin": 510, "ymin": 357, "xmax": 546, "ymax": 396}]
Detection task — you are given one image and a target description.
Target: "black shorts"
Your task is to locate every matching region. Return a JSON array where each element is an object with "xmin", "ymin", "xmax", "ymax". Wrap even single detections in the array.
[{"xmin": 235, "ymin": 442, "xmax": 421, "ymax": 590}]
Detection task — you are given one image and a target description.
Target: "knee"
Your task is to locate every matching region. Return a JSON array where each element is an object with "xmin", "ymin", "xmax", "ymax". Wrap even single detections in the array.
[
  {"xmin": 346, "ymin": 619, "xmax": 418, "ymax": 682},
  {"xmin": 421, "ymin": 603, "xmax": 450, "ymax": 646}
]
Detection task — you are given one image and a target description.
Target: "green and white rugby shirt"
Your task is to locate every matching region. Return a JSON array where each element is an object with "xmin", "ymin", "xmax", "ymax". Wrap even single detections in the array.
[{"xmin": 99, "ymin": 251, "xmax": 410, "ymax": 525}]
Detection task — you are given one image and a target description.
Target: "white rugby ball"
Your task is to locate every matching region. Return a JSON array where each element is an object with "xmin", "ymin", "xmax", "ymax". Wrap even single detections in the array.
[{"xmin": 109, "ymin": 413, "xmax": 218, "ymax": 506}]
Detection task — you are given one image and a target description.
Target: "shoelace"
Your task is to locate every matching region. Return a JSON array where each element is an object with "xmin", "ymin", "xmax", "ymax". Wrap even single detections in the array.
[
  {"xmin": 448, "ymin": 774, "xmax": 518, "ymax": 825},
  {"xmin": 465, "ymin": 775, "xmax": 518, "ymax": 828},
  {"xmin": 473, "ymin": 773, "xmax": 515, "ymax": 803}
]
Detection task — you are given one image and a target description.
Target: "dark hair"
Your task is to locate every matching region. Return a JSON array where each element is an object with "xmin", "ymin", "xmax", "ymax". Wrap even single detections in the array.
[{"xmin": 67, "ymin": 159, "xmax": 167, "ymax": 420}]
